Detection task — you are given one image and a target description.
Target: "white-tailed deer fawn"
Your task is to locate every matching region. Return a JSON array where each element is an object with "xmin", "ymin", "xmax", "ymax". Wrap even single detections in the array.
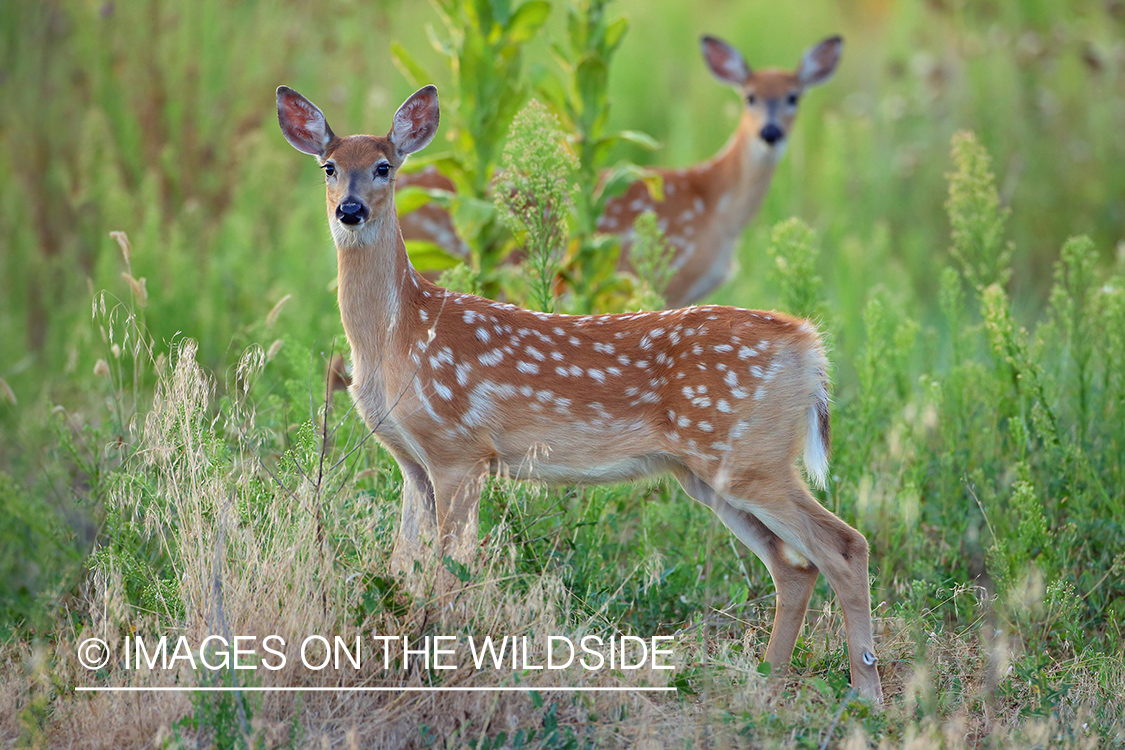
[
  {"xmin": 395, "ymin": 34, "xmax": 842, "ymax": 309},
  {"xmin": 599, "ymin": 34, "xmax": 842, "ymax": 307},
  {"xmin": 277, "ymin": 84, "xmax": 882, "ymax": 704}
]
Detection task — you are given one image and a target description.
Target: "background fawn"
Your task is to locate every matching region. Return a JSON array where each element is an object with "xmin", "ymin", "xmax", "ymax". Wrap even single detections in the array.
[{"xmin": 396, "ymin": 34, "xmax": 842, "ymax": 308}]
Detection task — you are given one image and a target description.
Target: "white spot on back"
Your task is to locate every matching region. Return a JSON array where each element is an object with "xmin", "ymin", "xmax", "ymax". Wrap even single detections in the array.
[{"xmin": 479, "ymin": 349, "xmax": 504, "ymax": 366}]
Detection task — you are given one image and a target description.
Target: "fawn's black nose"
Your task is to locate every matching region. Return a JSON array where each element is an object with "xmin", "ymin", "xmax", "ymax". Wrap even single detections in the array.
[
  {"xmin": 336, "ymin": 200, "xmax": 368, "ymax": 225},
  {"xmin": 759, "ymin": 123, "xmax": 784, "ymax": 145}
]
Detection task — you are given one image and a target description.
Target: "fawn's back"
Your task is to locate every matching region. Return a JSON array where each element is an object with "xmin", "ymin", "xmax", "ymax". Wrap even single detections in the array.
[{"xmin": 371, "ymin": 283, "xmax": 829, "ymax": 489}]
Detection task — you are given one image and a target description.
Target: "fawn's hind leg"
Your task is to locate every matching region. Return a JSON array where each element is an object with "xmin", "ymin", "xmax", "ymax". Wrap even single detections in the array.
[
  {"xmin": 723, "ymin": 469, "xmax": 883, "ymax": 704},
  {"xmin": 675, "ymin": 470, "xmax": 821, "ymax": 671}
]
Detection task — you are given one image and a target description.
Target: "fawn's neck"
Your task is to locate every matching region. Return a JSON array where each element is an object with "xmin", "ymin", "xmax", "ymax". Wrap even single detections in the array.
[
  {"xmin": 334, "ymin": 213, "xmax": 422, "ymax": 380},
  {"xmin": 706, "ymin": 111, "xmax": 781, "ymax": 240}
]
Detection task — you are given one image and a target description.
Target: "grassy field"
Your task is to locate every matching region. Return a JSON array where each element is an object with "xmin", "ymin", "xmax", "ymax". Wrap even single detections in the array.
[{"xmin": 2, "ymin": 0, "xmax": 1125, "ymax": 747}]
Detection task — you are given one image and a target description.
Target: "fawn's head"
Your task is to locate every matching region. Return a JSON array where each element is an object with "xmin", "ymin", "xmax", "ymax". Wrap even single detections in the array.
[
  {"xmin": 700, "ymin": 35, "xmax": 842, "ymax": 155},
  {"xmin": 276, "ymin": 85, "xmax": 440, "ymax": 248}
]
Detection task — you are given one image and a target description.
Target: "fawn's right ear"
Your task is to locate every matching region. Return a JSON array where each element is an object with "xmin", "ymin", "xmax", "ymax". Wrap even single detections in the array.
[
  {"xmin": 389, "ymin": 85, "xmax": 440, "ymax": 157},
  {"xmin": 277, "ymin": 86, "xmax": 335, "ymax": 157},
  {"xmin": 701, "ymin": 36, "xmax": 751, "ymax": 86},
  {"xmin": 797, "ymin": 36, "xmax": 843, "ymax": 88}
]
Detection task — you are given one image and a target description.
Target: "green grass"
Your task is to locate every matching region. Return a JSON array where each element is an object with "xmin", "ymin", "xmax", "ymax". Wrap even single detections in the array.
[{"xmin": 2, "ymin": 0, "xmax": 1125, "ymax": 747}]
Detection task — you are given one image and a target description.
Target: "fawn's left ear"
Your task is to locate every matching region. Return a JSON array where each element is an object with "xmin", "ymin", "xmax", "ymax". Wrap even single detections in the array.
[
  {"xmin": 277, "ymin": 86, "xmax": 336, "ymax": 157},
  {"xmin": 700, "ymin": 35, "xmax": 751, "ymax": 87},
  {"xmin": 797, "ymin": 36, "xmax": 843, "ymax": 88},
  {"xmin": 389, "ymin": 85, "xmax": 440, "ymax": 157}
]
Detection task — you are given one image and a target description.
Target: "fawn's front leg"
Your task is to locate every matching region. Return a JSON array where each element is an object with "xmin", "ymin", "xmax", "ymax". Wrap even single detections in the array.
[
  {"xmin": 389, "ymin": 456, "xmax": 439, "ymax": 577},
  {"xmin": 431, "ymin": 464, "xmax": 488, "ymax": 568}
]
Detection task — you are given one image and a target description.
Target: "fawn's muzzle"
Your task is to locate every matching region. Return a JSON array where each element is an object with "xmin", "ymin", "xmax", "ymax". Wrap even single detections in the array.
[
  {"xmin": 336, "ymin": 200, "xmax": 369, "ymax": 225},
  {"xmin": 759, "ymin": 123, "xmax": 784, "ymax": 145}
]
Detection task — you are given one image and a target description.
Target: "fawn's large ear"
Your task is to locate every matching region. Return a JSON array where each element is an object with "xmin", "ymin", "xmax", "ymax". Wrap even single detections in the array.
[
  {"xmin": 797, "ymin": 36, "xmax": 843, "ymax": 88},
  {"xmin": 277, "ymin": 86, "xmax": 335, "ymax": 157},
  {"xmin": 389, "ymin": 85, "xmax": 439, "ymax": 157},
  {"xmin": 701, "ymin": 35, "xmax": 751, "ymax": 86}
]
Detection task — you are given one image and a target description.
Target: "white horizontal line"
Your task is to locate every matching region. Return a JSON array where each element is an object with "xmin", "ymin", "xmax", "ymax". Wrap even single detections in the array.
[{"xmin": 75, "ymin": 686, "xmax": 675, "ymax": 693}]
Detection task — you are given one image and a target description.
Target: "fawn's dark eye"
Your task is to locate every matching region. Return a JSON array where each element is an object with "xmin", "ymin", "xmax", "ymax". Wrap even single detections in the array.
[
  {"xmin": 322, "ymin": 163, "xmax": 336, "ymax": 177},
  {"xmin": 746, "ymin": 93, "xmax": 757, "ymax": 105},
  {"xmin": 375, "ymin": 163, "xmax": 390, "ymax": 178},
  {"xmin": 787, "ymin": 92, "xmax": 800, "ymax": 105}
]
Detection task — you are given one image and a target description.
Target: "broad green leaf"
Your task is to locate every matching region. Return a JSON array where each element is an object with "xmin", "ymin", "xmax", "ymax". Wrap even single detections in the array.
[
  {"xmin": 640, "ymin": 171, "xmax": 665, "ymax": 202},
  {"xmin": 425, "ymin": 23, "xmax": 454, "ymax": 59},
  {"xmin": 400, "ymin": 152, "xmax": 467, "ymax": 180},
  {"xmin": 506, "ymin": 0, "xmax": 550, "ymax": 44},
  {"xmin": 395, "ymin": 186, "xmax": 453, "ymax": 216},
  {"xmin": 450, "ymin": 194, "xmax": 497, "ymax": 240},
  {"xmin": 548, "ymin": 42, "xmax": 573, "ymax": 74},
  {"xmin": 614, "ymin": 129, "xmax": 661, "ymax": 151},
  {"xmin": 404, "ymin": 240, "xmax": 464, "ymax": 274},
  {"xmin": 597, "ymin": 162, "xmax": 651, "ymax": 203},
  {"xmin": 604, "ymin": 16, "xmax": 629, "ymax": 54},
  {"xmin": 490, "ymin": 0, "xmax": 511, "ymax": 27},
  {"xmin": 530, "ymin": 64, "xmax": 569, "ymax": 114},
  {"xmin": 575, "ymin": 55, "xmax": 607, "ymax": 126},
  {"xmin": 390, "ymin": 42, "xmax": 433, "ymax": 87},
  {"xmin": 566, "ymin": 5, "xmax": 583, "ymax": 53}
]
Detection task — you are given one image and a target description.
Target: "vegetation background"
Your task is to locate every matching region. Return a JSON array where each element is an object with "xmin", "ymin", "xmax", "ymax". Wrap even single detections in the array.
[{"xmin": 1, "ymin": 0, "xmax": 1124, "ymax": 747}]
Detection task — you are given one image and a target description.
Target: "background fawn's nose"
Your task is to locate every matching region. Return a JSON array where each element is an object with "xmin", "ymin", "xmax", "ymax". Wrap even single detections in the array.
[{"xmin": 759, "ymin": 123, "xmax": 784, "ymax": 145}]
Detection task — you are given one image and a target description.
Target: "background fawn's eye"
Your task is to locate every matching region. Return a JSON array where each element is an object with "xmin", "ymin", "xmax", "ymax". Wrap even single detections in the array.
[
  {"xmin": 787, "ymin": 92, "xmax": 799, "ymax": 105},
  {"xmin": 746, "ymin": 93, "xmax": 757, "ymax": 105}
]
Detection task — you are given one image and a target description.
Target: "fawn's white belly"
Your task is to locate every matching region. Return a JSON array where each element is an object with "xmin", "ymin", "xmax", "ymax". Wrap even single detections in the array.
[
  {"xmin": 488, "ymin": 417, "xmax": 675, "ymax": 485},
  {"xmin": 496, "ymin": 451, "xmax": 674, "ymax": 485}
]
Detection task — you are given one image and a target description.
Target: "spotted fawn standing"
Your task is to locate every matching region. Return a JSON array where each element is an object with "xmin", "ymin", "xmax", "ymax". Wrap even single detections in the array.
[{"xmin": 277, "ymin": 83, "xmax": 882, "ymax": 704}]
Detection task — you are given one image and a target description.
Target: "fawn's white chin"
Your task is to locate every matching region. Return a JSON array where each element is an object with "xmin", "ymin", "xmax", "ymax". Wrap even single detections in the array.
[
  {"xmin": 752, "ymin": 137, "xmax": 787, "ymax": 163},
  {"xmin": 331, "ymin": 219, "xmax": 380, "ymax": 249}
]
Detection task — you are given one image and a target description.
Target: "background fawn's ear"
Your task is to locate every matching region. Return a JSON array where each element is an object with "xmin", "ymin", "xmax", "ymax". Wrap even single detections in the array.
[
  {"xmin": 277, "ymin": 86, "xmax": 335, "ymax": 157},
  {"xmin": 797, "ymin": 36, "xmax": 843, "ymax": 88},
  {"xmin": 389, "ymin": 85, "xmax": 440, "ymax": 157},
  {"xmin": 700, "ymin": 35, "xmax": 751, "ymax": 87}
]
